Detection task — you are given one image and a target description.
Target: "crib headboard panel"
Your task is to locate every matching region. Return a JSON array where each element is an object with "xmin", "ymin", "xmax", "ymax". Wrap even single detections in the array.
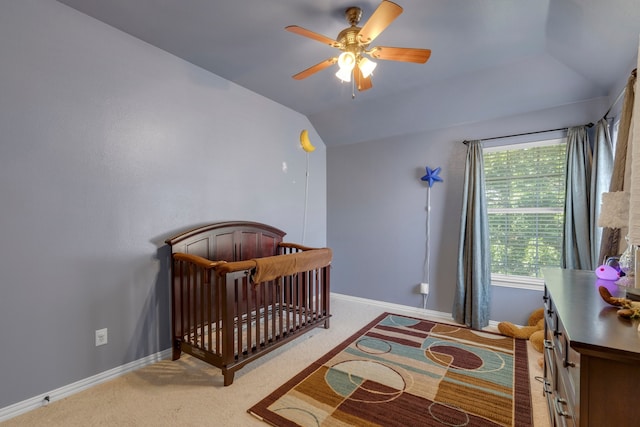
[{"xmin": 165, "ymin": 221, "xmax": 286, "ymax": 262}]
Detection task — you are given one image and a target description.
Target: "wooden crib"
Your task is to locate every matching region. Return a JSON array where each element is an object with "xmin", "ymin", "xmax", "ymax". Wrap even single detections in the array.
[{"xmin": 165, "ymin": 221, "xmax": 331, "ymax": 386}]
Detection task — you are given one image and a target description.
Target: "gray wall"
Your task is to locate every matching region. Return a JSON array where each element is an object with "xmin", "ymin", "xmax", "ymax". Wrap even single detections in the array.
[
  {"xmin": 0, "ymin": 0, "xmax": 326, "ymax": 409},
  {"xmin": 327, "ymin": 97, "xmax": 610, "ymax": 326}
]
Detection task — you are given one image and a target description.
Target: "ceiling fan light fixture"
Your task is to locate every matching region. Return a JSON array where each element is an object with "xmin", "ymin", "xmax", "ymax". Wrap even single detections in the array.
[
  {"xmin": 337, "ymin": 51, "xmax": 356, "ymax": 71},
  {"xmin": 359, "ymin": 57, "xmax": 377, "ymax": 78},
  {"xmin": 335, "ymin": 66, "xmax": 352, "ymax": 82}
]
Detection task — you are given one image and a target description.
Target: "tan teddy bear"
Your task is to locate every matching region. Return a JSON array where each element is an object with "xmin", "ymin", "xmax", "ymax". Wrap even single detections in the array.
[
  {"xmin": 497, "ymin": 308, "xmax": 544, "ymax": 354},
  {"xmin": 598, "ymin": 286, "xmax": 640, "ymax": 319}
]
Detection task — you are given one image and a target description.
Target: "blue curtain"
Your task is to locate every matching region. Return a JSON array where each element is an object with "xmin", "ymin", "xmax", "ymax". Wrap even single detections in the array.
[
  {"xmin": 590, "ymin": 119, "xmax": 614, "ymax": 265},
  {"xmin": 562, "ymin": 126, "xmax": 593, "ymax": 269},
  {"xmin": 454, "ymin": 140, "xmax": 491, "ymax": 329}
]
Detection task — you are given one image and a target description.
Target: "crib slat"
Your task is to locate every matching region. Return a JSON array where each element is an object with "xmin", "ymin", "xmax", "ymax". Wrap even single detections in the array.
[
  {"xmin": 192, "ymin": 268, "xmax": 198, "ymax": 347},
  {"xmin": 291, "ymin": 274, "xmax": 297, "ymax": 330},
  {"xmin": 261, "ymin": 281, "xmax": 268, "ymax": 346},
  {"xmin": 283, "ymin": 276, "xmax": 289, "ymax": 334},
  {"xmin": 214, "ymin": 272, "xmax": 221, "ymax": 355},
  {"xmin": 182, "ymin": 262, "xmax": 188, "ymax": 345},
  {"xmin": 199, "ymin": 268, "xmax": 205, "ymax": 350},
  {"xmin": 256, "ymin": 281, "xmax": 262, "ymax": 351},
  {"xmin": 207, "ymin": 270, "xmax": 212, "ymax": 352},
  {"xmin": 187, "ymin": 265, "xmax": 193, "ymax": 347},
  {"xmin": 304, "ymin": 251, "xmax": 309, "ymax": 326},
  {"xmin": 260, "ymin": 283, "xmax": 264, "ymax": 349},
  {"xmin": 307, "ymin": 271, "xmax": 311, "ymax": 324},
  {"xmin": 317, "ymin": 268, "xmax": 322, "ymax": 318},
  {"xmin": 324, "ymin": 265, "xmax": 331, "ymax": 323},
  {"xmin": 285, "ymin": 275, "xmax": 291, "ymax": 333},
  {"xmin": 317, "ymin": 269, "xmax": 321, "ymax": 322},
  {"xmin": 307, "ymin": 273, "xmax": 311, "ymax": 324},
  {"xmin": 300, "ymin": 271, "xmax": 306, "ymax": 327},
  {"xmin": 253, "ymin": 279, "xmax": 258, "ymax": 351},
  {"xmin": 235, "ymin": 277, "xmax": 242, "ymax": 358},
  {"xmin": 297, "ymin": 272, "xmax": 302, "ymax": 329},
  {"xmin": 313, "ymin": 271, "xmax": 317, "ymax": 322},
  {"xmin": 273, "ymin": 280, "xmax": 278, "ymax": 340},
  {"xmin": 222, "ymin": 274, "xmax": 236, "ymax": 366},
  {"xmin": 246, "ymin": 279, "xmax": 253, "ymax": 354},
  {"xmin": 273, "ymin": 279, "xmax": 278, "ymax": 339}
]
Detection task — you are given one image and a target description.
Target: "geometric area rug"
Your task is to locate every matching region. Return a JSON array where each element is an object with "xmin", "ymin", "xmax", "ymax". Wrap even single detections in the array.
[{"xmin": 248, "ymin": 312, "xmax": 532, "ymax": 427}]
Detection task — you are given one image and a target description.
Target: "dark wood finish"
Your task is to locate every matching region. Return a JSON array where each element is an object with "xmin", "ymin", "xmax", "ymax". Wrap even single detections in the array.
[
  {"xmin": 165, "ymin": 221, "xmax": 331, "ymax": 386},
  {"xmin": 542, "ymin": 268, "xmax": 640, "ymax": 426},
  {"xmin": 166, "ymin": 220, "xmax": 286, "ymax": 261}
]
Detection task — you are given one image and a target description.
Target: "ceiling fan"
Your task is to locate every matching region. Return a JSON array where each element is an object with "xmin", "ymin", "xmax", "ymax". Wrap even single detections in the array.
[{"xmin": 285, "ymin": 0, "xmax": 431, "ymax": 93}]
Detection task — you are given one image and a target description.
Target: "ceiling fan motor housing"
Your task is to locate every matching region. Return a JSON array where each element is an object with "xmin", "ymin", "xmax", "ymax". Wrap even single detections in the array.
[
  {"xmin": 337, "ymin": 27, "xmax": 364, "ymax": 54},
  {"xmin": 338, "ymin": 7, "xmax": 367, "ymax": 56}
]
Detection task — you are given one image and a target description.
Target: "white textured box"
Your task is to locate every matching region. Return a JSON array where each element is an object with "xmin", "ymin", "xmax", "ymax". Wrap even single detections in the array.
[{"xmin": 420, "ymin": 283, "xmax": 429, "ymax": 294}]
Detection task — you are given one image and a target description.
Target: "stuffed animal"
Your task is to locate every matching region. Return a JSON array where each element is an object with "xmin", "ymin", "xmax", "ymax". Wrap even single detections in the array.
[
  {"xmin": 598, "ymin": 286, "xmax": 640, "ymax": 319},
  {"xmin": 497, "ymin": 308, "xmax": 544, "ymax": 353}
]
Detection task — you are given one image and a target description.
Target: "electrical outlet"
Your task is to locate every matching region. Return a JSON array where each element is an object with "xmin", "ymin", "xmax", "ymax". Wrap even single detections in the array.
[
  {"xmin": 95, "ymin": 328, "xmax": 108, "ymax": 346},
  {"xmin": 420, "ymin": 283, "xmax": 430, "ymax": 294}
]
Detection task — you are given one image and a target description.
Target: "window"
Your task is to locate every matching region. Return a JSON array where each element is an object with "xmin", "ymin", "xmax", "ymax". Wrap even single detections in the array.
[{"xmin": 484, "ymin": 139, "xmax": 566, "ymax": 288}]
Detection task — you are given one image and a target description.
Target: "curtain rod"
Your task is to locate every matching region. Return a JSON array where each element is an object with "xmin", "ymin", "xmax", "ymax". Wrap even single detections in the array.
[
  {"xmin": 604, "ymin": 67, "xmax": 636, "ymax": 118},
  {"xmin": 462, "ymin": 68, "xmax": 636, "ymax": 145},
  {"xmin": 462, "ymin": 122, "xmax": 593, "ymax": 144},
  {"xmin": 605, "ymin": 87, "xmax": 627, "ymax": 118}
]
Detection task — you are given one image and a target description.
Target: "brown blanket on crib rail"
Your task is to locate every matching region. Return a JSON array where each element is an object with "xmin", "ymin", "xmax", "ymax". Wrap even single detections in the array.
[{"xmin": 251, "ymin": 248, "xmax": 332, "ymax": 283}]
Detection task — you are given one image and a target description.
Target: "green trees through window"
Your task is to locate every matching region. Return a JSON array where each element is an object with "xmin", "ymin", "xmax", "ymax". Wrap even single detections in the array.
[{"xmin": 484, "ymin": 140, "xmax": 566, "ymax": 280}]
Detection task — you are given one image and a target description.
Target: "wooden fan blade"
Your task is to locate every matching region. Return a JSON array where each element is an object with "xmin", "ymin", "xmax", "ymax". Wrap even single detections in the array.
[
  {"xmin": 357, "ymin": 0, "xmax": 403, "ymax": 44},
  {"xmin": 369, "ymin": 46, "xmax": 431, "ymax": 63},
  {"xmin": 285, "ymin": 25, "xmax": 342, "ymax": 48},
  {"xmin": 354, "ymin": 66, "xmax": 372, "ymax": 91},
  {"xmin": 292, "ymin": 57, "xmax": 338, "ymax": 80}
]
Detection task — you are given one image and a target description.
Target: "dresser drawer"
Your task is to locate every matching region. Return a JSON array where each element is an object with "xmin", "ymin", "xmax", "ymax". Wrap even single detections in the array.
[
  {"xmin": 543, "ymin": 336, "xmax": 555, "ymax": 386},
  {"xmin": 554, "ymin": 317, "xmax": 580, "ymax": 393},
  {"xmin": 543, "ymin": 377, "xmax": 556, "ymax": 426},
  {"xmin": 553, "ymin": 369, "xmax": 577, "ymax": 427}
]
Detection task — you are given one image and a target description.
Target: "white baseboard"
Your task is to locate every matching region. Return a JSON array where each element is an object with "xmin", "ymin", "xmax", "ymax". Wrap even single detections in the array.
[
  {"xmin": 0, "ymin": 348, "xmax": 172, "ymax": 423},
  {"xmin": 330, "ymin": 292, "xmax": 501, "ymax": 329}
]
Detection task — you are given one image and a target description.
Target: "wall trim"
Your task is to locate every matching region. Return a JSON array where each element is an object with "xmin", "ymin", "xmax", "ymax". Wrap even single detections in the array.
[
  {"xmin": 0, "ymin": 349, "xmax": 172, "ymax": 423},
  {"xmin": 330, "ymin": 292, "xmax": 501, "ymax": 329}
]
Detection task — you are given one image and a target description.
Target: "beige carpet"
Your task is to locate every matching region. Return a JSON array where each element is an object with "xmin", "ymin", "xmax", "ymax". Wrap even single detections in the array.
[{"xmin": 3, "ymin": 297, "xmax": 550, "ymax": 426}]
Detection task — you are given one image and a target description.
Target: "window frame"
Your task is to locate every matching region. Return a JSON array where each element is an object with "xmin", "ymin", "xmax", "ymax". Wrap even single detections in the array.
[{"xmin": 484, "ymin": 137, "xmax": 567, "ymax": 290}]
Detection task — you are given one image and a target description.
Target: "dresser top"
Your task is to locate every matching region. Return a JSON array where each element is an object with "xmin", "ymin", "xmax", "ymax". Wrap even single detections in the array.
[{"xmin": 543, "ymin": 268, "xmax": 640, "ymax": 360}]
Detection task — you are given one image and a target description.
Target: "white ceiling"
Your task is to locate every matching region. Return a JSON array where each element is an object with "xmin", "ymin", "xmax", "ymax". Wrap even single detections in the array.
[{"xmin": 56, "ymin": 0, "xmax": 640, "ymax": 147}]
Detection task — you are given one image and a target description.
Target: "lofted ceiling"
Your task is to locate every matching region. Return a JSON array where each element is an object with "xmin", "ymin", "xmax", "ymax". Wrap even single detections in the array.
[{"xmin": 56, "ymin": 0, "xmax": 640, "ymax": 147}]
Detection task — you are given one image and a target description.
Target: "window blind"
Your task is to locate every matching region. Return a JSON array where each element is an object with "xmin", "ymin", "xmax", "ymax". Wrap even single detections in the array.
[{"xmin": 484, "ymin": 142, "xmax": 566, "ymax": 279}]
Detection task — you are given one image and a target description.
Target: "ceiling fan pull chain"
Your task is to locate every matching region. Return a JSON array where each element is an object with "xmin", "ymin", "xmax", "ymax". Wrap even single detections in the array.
[{"xmin": 352, "ymin": 71, "xmax": 356, "ymax": 99}]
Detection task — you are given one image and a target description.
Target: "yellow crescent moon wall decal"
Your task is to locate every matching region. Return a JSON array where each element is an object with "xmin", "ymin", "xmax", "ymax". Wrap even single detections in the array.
[{"xmin": 299, "ymin": 129, "xmax": 316, "ymax": 152}]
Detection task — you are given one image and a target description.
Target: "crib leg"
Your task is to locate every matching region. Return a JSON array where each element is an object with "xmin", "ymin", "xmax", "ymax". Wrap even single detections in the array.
[
  {"xmin": 172, "ymin": 340, "xmax": 182, "ymax": 361},
  {"xmin": 324, "ymin": 318, "xmax": 330, "ymax": 329},
  {"xmin": 223, "ymin": 370, "xmax": 235, "ymax": 386}
]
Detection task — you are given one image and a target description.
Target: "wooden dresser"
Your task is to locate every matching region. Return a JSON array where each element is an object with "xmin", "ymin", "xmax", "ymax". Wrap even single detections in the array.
[{"xmin": 542, "ymin": 268, "xmax": 640, "ymax": 426}]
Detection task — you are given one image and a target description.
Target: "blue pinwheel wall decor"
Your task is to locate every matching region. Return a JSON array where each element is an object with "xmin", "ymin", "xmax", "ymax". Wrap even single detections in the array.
[{"xmin": 419, "ymin": 166, "xmax": 443, "ymax": 309}]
